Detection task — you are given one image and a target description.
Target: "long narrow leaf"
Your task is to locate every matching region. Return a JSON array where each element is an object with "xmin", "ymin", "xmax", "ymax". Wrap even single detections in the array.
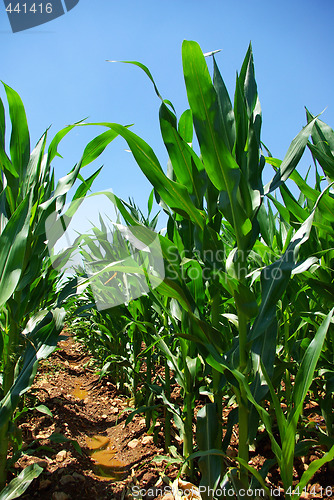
[{"xmin": 0, "ymin": 464, "xmax": 43, "ymax": 500}]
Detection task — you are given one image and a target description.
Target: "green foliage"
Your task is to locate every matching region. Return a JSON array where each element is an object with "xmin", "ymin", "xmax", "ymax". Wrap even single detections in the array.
[
  {"xmin": 0, "ymin": 83, "xmax": 116, "ymax": 491},
  {"xmin": 2, "ymin": 38, "xmax": 333, "ymax": 497},
  {"xmin": 94, "ymin": 40, "xmax": 334, "ymax": 494}
]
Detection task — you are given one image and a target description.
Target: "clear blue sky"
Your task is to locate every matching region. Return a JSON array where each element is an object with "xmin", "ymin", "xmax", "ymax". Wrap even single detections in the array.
[{"xmin": 1, "ymin": 0, "xmax": 333, "ymax": 217}]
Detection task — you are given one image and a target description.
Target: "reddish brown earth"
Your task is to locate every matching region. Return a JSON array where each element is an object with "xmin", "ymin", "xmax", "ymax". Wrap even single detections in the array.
[
  {"xmin": 14, "ymin": 335, "xmax": 179, "ymax": 500},
  {"xmin": 7, "ymin": 333, "xmax": 334, "ymax": 500}
]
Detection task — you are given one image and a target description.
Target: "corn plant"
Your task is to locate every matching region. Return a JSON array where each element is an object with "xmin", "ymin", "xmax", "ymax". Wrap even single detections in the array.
[
  {"xmin": 0, "ymin": 83, "xmax": 119, "ymax": 494},
  {"xmin": 100, "ymin": 40, "xmax": 334, "ymax": 496}
]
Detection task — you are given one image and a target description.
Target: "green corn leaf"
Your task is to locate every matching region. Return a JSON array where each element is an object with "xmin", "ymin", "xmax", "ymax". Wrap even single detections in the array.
[
  {"xmin": 80, "ymin": 128, "xmax": 119, "ymax": 168},
  {"xmin": 72, "ymin": 166, "xmax": 103, "ymax": 201},
  {"xmin": 182, "ymin": 41, "xmax": 239, "ymax": 191},
  {"xmin": 47, "ymin": 122, "xmax": 80, "ymax": 166},
  {"xmin": 293, "ymin": 445, "xmax": 334, "ymax": 499},
  {"xmin": 0, "ymin": 309, "xmax": 65, "ymax": 430},
  {"xmin": 38, "ymin": 162, "xmax": 81, "ymax": 214},
  {"xmin": 34, "ymin": 405, "xmax": 53, "ymax": 417},
  {"xmin": 106, "ymin": 59, "xmax": 163, "ymax": 102},
  {"xmin": 159, "ymin": 102, "xmax": 203, "ymax": 205},
  {"xmin": 290, "ymin": 308, "xmax": 334, "ymax": 424},
  {"xmin": 2, "ymin": 82, "xmax": 30, "ymax": 181},
  {"xmin": 307, "ymin": 109, "xmax": 334, "ymax": 180},
  {"xmin": 182, "ymin": 40, "xmax": 254, "ymax": 247},
  {"xmin": 259, "ymin": 359, "xmax": 286, "ymax": 441},
  {"xmin": 0, "ymin": 195, "xmax": 30, "ymax": 308},
  {"xmin": 0, "ymin": 96, "xmax": 5, "ymax": 151},
  {"xmin": 125, "ymin": 404, "xmax": 161, "ymax": 426},
  {"xmin": 48, "ymin": 432, "xmax": 82, "ymax": 456},
  {"xmin": 0, "ymin": 464, "xmax": 43, "ymax": 500},
  {"xmin": 21, "ymin": 133, "xmax": 47, "ymax": 200},
  {"xmin": 212, "ymin": 55, "xmax": 235, "ymax": 152},
  {"xmin": 181, "ymin": 258, "xmax": 205, "ymax": 313},
  {"xmin": 264, "ymin": 117, "xmax": 317, "ymax": 194},
  {"xmin": 239, "ymin": 43, "xmax": 257, "ymax": 115},
  {"xmin": 147, "ymin": 189, "xmax": 154, "ymax": 215},
  {"xmin": 203, "ymin": 346, "xmax": 282, "ymax": 459},
  {"xmin": 102, "ymin": 123, "xmax": 205, "ymax": 228},
  {"xmin": 248, "ymin": 318, "xmax": 277, "ymax": 442},
  {"xmin": 308, "ymin": 141, "xmax": 334, "ymax": 180},
  {"xmin": 280, "ymin": 184, "xmax": 308, "ymax": 223},
  {"xmin": 234, "ymin": 457, "xmax": 271, "ymax": 495},
  {"xmin": 307, "ymin": 109, "xmax": 334, "ymax": 151},
  {"xmin": 267, "ymin": 194, "xmax": 291, "ymax": 226},
  {"xmin": 278, "ymin": 309, "xmax": 334, "ymax": 491},
  {"xmin": 178, "ymin": 109, "xmax": 194, "ymax": 144},
  {"xmin": 250, "ymin": 193, "xmax": 319, "ymax": 342},
  {"xmin": 289, "ymin": 168, "xmax": 319, "ymax": 204}
]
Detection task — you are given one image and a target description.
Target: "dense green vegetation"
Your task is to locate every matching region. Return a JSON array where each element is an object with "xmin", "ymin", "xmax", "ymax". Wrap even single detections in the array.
[{"xmin": 1, "ymin": 40, "xmax": 334, "ymax": 499}]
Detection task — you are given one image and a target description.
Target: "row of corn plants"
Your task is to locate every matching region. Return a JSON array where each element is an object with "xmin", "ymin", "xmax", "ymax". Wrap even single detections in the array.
[
  {"xmin": 0, "ymin": 83, "xmax": 124, "ymax": 497},
  {"xmin": 65, "ymin": 41, "xmax": 334, "ymax": 499},
  {"xmin": 1, "ymin": 38, "xmax": 333, "ymax": 499}
]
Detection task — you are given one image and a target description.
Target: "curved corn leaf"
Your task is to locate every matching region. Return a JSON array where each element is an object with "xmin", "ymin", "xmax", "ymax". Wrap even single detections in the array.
[
  {"xmin": 102, "ymin": 123, "xmax": 205, "ymax": 228},
  {"xmin": 21, "ymin": 133, "xmax": 46, "ymax": 200},
  {"xmin": 0, "ymin": 308, "xmax": 65, "ymax": 429},
  {"xmin": 290, "ymin": 307, "xmax": 334, "ymax": 425},
  {"xmin": 80, "ymin": 128, "xmax": 119, "ymax": 168},
  {"xmin": 159, "ymin": 103, "xmax": 203, "ymax": 206},
  {"xmin": 307, "ymin": 109, "xmax": 334, "ymax": 181},
  {"xmin": 0, "ymin": 464, "xmax": 43, "ymax": 500},
  {"xmin": 106, "ymin": 59, "xmax": 164, "ymax": 102},
  {"xmin": 2, "ymin": 82, "xmax": 30, "ymax": 181},
  {"xmin": 250, "ymin": 187, "xmax": 323, "ymax": 342},
  {"xmin": 0, "ymin": 195, "xmax": 30, "ymax": 308},
  {"xmin": 182, "ymin": 41, "xmax": 239, "ymax": 192},
  {"xmin": 178, "ymin": 109, "xmax": 193, "ymax": 144},
  {"xmin": 212, "ymin": 55, "xmax": 235, "ymax": 153},
  {"xmin": 264, "ymin": 117, "xmax": 317, "ymax": 194},
  {"xmin": 182, "ymin": 40, "xmax": 253, "ymax": 248},
  {"xmin": 293, "ymin": 445, "xmax": 334, "ymax": 499}
]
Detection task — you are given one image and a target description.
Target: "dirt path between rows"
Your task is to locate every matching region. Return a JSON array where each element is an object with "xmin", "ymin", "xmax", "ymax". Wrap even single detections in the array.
[
  {"xmin": 17, "ymin": 333, "xmax": 177, "ymax": 500},
  {"xmin": 9, "ymin": 331, "xmax": 334, "ymax": 499}
]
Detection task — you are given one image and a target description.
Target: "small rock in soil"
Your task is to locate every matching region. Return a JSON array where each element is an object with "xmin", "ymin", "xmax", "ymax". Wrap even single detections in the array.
[
  {"xmin": 141, "ymin": 435, "xmax": 153, "ymax": 445},
  {"xmin": 60, "ymin": 474, "xmax": 75, "ymax": 486},
  {"xmin": 72, "ymin": 472, "xmax": 85, "ymax": 481},
  {"xmin": 37, "ymin": 459, "xmax": 49, "ymax": 468},
  {"xmin": 56, "ymin": 450, "xmax": 67, "ymax": 462},
  {"xmin": 127, "ymin": 438, "xmax": 139, "ymax": 449},
  {"xmin": 39, "ymin": 479, "xmax": 52, "ymax": 490}
]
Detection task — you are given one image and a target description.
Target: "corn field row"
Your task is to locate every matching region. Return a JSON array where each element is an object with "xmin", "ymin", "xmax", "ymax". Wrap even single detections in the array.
[{"xmin": 0, "ymin": 40, "xmax": 334, "ymax": 499}]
